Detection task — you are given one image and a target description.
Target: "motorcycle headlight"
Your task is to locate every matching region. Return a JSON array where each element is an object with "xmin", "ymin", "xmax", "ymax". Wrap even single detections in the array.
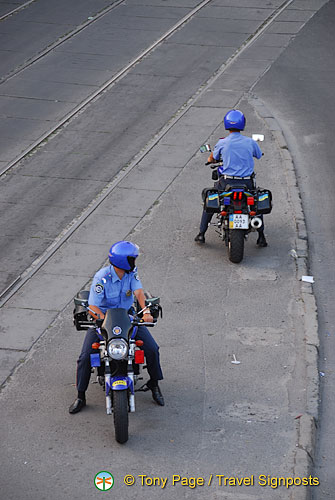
[{"xmin": 107, "ymin": 338, "xmax": 128, "ymax": 360}]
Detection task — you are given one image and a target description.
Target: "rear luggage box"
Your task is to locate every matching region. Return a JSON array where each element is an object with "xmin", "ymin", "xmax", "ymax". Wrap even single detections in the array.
[
  {"xmin": 203, "ymin": 189, "xmax": 220, "ymax": 213},
  {"xmin": 73, "ymin": 290, "xmax": 93, "ymax": 330},
  {"xmin": 256, "ymin": 189, "xmax": 272, "ymax": 214}
]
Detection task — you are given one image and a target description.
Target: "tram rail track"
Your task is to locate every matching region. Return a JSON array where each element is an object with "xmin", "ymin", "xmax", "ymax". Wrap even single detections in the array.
[
  {"xmin": 0, "ymin": 0, "xmax": 214, "ymax": 179},
  {"xmin": 0, "ymin": 0, "xmax": 294, "ymax": 307},
  {"xmin": 0, "ymin": 0, "xmax": 125, "ymax": 85},
  {"xmin": 0, "ymin": 0, "xmax": 35, "ymax": 22}
]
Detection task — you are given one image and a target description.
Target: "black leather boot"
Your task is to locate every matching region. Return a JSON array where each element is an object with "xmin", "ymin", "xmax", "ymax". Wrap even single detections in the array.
[
  {"xmin": 69, "ymin": 397, "xmax": 86, "ymax": 414},
  {"xmin": 256, "ymin": 231, "xmax": 268, "ymax": 247},
  {"xmin": 147, "ymin": 380, "xmax": 165, "ymax": 406},
  {"xmin": 194, "ymin": 233, "xmax": 205, "ymax": 244}
]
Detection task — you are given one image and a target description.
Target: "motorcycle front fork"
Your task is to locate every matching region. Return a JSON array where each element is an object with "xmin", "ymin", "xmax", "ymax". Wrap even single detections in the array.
[
  {"xmin": 105, "ymin": 360, "xmax": 113, "ymax": 415},
  {"xmin": 103, "ymin": 359, "xmax": 136, "ymax": 414},
  {"xmin": 128, "ymin": 355, "xmax": 135, "ymax": 413}
]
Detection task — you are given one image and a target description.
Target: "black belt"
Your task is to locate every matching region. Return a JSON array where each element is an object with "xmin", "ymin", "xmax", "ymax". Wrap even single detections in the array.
[{"xmin": 223, "ymin": 175, "xmax": 252, "ymax": 180}]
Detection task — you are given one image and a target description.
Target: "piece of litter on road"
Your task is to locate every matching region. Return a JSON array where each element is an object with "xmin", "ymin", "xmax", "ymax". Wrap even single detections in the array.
[
  {"xmin": 290, "ymin": 249, "xmax": 298, "ymax": 259},
  {"xmin": 231, "ymin": 354, "xmax": 241, "ymax": 365},
  {"xmin": 301, "ymin": 275, "xmax": 314, "ymax": 283},
  {"xmin": 320, "ymin": 372, "xmax": 325, "ymax": 377},
  {"xmin": 87, "ymin": 16, "xmax": 94, "ymax": 19},
  {"xmin": 295, "ymin": 414, "xmax": 303, "ymax": 419}
]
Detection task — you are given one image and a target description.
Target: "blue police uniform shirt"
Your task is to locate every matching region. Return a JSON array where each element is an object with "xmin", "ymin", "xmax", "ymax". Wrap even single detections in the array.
[
  {"xmin": 213, "ymin": 132, "xmax": 262, "ymax": 177},
  {"xmin": 88, "ymin": 265, "xmax": 143, "ymax": 313}
]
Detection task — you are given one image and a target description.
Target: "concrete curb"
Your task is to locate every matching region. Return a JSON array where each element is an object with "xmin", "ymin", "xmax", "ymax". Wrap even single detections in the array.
[{"xmin": 249, "ymin": 94, "xmax": 319, "ymax": 500}]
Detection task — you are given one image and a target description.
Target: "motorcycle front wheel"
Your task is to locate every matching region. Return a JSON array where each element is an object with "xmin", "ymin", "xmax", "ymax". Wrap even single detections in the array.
[
  {"xmin": 228, "ymin": 230, "xmax": 245, "ymax": 263},
  {"xmin": 113, "ymin": 390, "xmax": 129, "ymax": 444}
]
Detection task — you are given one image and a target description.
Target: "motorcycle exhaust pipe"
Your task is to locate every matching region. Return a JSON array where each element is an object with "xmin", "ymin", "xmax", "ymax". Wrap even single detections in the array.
[{"xmin": 250, "ymin": 217, "xmax": 263, "ymax": 229}]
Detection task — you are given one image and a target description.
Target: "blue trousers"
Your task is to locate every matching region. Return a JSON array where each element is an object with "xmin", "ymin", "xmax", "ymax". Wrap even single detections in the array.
[
  {"xmin": 76, "ymin": 326, "xmax": 163, "ymax": 393},
  {"xmin": 199, "ymin": 178, "xmax": 265, "ymax": 234}
]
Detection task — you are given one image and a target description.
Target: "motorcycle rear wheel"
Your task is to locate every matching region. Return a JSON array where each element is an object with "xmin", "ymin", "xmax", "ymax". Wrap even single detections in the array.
[
  {"xmin": 113, "ymin": 390, "xmax": 129, "ymax": 444},
  {"xmin": 228, "ymin": 230, "xmax": 245, "ymax": 263}
]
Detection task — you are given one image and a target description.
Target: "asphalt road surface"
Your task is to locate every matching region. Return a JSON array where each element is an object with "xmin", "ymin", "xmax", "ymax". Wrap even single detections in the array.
[
  {"xmin": 0, "ymin": 0, "xmax": 282, "ymax": 293},
  {"xmin": 0, "ymin": 0, "xmax": 331, "ymax": 499}
]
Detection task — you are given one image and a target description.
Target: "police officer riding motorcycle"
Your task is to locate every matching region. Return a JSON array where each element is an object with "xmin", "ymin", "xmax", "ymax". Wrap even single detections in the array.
[
  {"xmin": 195, "ymin": 109, "xmax": 268, "ymax": 248},
  {"xmin": 69, "ymin": 241, "xmax": 164, "ymax": 416}
]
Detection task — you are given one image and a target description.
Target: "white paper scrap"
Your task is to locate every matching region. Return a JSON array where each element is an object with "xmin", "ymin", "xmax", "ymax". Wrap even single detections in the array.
[
  {"xmin": 301, "ymin": 276, "xmax": 314, "ymax": 283},
  {"xmin": 231, "ymin": 354, "xmax": 241, "ymax": 365}
]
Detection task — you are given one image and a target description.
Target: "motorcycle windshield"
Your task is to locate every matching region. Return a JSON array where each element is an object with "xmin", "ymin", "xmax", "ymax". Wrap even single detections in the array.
[{"xmin": 101, "ymin": 308, "xmax": 132, "ymax": 340}]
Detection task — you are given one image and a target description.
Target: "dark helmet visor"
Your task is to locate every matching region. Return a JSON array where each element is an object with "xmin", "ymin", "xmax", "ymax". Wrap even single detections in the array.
[{"xmin": 126, "ymin": 256, "xmax": 136, "ymax": 272}]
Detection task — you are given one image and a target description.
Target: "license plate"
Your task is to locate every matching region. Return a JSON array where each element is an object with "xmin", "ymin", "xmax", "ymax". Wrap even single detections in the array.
[{"xmin": 229, "ymin": 214, "xmax": 249, "ymax": 229}]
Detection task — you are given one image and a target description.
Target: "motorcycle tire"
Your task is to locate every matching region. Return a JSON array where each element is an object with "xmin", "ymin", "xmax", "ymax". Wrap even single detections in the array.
[
  {"xmin": 113, "ymin": 390, "xmax": 129, "ymax": 444},
  {"xmin": 228, "ymin": 230, "xmax": 245, "ymax": 263}
]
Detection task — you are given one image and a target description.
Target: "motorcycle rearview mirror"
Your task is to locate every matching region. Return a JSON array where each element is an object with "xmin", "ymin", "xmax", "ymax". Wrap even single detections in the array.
[
  {"xmin": 145, "ymin": 297, "xmax": 160, "ymax": 306},
  {"xmin": 200, "ymin": 144, "xmax": 211, "ymax": 153},
  {"xmin": 252, "ymin": 134, "xmax": 264, "ymax": 142}
]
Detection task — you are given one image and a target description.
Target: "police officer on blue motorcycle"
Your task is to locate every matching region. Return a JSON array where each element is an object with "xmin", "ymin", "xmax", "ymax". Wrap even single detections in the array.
[
  {"xmin": 195, "ymin": 109, "xmax": 268, "ymax": 247},
  {"xmin": 69, "ymin": 241, "xmax": 164, "ymax": 414}
]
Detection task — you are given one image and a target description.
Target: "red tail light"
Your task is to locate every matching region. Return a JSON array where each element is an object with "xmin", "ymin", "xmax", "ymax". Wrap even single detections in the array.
[
  {"xmin": 239, "ymin": 192, "xmax": 242, "ymax": 200},
  {"xmin": 234, "ymin": 210, "xmax": 242, "ymax": 214},
  {"xmin": 249, "ymin": 211, "xmax": 256, "ymax": 216},
  {"xmin": 220, "ymin": 211, "xmax": 227, "ymax": 216},
  {"xmin": 247, "ymin": 197, "xmax": 254, "ymax": 205},
  {"xmin": 135, "ymin": 340, "xmax": 144, "ymax": 347},
  {"xmin": 233, "ymin": 192, "xmax": 237, "ymax": 200},
  {"xmin": 135, "ymin": 350, "xmax": 144, "ymax": 364},
  {"xmin": 92, "ymin": 343, "xmax": 100, "ymax": 350}
]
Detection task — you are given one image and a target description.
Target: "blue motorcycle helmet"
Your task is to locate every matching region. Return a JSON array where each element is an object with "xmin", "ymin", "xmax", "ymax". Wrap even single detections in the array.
[
  {"xmin": 108, "ymin": 241, "xmax": 139, "ymax": 272},
  {"xmin": 224, "ymin": 109, "xmax": 246, "ymax": 131}
]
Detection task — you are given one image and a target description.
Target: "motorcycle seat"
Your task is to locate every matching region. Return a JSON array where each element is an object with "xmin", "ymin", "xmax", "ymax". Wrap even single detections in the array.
[{"xmin": 224, "ymin": 183, "xmax": 249, "ymax": 192}]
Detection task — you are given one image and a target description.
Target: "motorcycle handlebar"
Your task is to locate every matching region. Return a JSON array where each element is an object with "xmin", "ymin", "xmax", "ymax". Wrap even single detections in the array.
[
  {"xmin": 205, "ymin": 161, "xmax": 222, "ymax": 167},
  {"xmin": 132, "ymin": 319, "xmax": 157, "ymax": 327},
  {"xmin": 84, "ymin": 304, "xmax": 157, "ymax": 328}
]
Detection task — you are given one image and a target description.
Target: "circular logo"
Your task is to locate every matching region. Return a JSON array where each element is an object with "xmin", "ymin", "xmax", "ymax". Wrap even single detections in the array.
[
  {"xmin": 113, "ymin": 326, "xmax": 122, "ymax": 335},
  {"xmin": 94, "ymin": 471, "xmax": 114, "ymax": 491},
  {"xmin": 94, "ymin": 283, "xmax": 104, "ymax": 294}
]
